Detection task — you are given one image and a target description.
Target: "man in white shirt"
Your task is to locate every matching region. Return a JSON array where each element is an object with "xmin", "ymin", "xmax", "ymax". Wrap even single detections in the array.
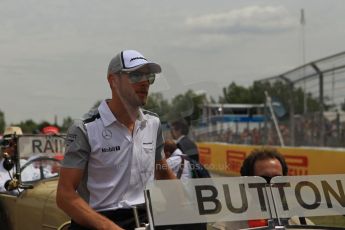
[
  {"xmin": 164, "ymin": 139, "xmax": 192, "ymax": 180},
  {"xmin": 56, "ymin": 50, "xmax": 176, "ymax": 230}
]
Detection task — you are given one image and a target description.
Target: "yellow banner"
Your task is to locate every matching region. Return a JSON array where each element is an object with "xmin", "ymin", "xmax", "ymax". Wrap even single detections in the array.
[{"xmin": 197, "ymin": 143, "xmax": 345, "ymax": 176}]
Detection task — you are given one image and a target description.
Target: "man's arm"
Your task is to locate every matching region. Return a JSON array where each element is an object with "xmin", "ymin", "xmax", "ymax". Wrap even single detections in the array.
[
  {"xmin": 56, "ymin": 167, "xmax": 123, "ymax": 230},
  {"xmin": 153, "ymin": 120, "xmax": 176, "ymax": 180},
  {"xmin": 155, "ymin": 158, "xmax": 177, "ymax": 180}
]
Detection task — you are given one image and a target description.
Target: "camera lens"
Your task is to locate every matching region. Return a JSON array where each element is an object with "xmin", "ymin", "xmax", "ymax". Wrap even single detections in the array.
[{"xmin": 0, "ymin": 139, "xmax": 10, "ymax": 148}]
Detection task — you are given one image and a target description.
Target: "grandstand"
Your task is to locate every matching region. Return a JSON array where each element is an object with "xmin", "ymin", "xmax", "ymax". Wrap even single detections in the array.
[
  {"xmin": 194, "ymin": 51, "xmax": 345, "ymax": 148},
  {"xmin": 259, "ymin": 50, "xmax": 345, "ymax": 147}
]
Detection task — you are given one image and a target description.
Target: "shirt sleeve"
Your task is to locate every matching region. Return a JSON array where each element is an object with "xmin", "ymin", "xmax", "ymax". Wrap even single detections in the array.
[
  {"xmin": 62, "ymin": 119, "xmax": 91, "ymax": 169},
  {"xmin": 155, "ymin": 121, "xmax": 164, "ymax": 161},
  {"xmin": 166, "ymin": 156, "xmax": 182, "ymax": 175}
]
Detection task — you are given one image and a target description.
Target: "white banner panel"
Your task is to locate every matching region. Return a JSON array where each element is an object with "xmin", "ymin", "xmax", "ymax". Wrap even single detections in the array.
[
  {"xmin": 17, "ymin": 135, "xmax": 65, "ymax": 158},
  {"xmin": 146, "ymin": 177, "xmax": 270, "ymax": 226},
  {"xmin": 271, "ymin": 174, "xmax": 345, "ymax": 219}
]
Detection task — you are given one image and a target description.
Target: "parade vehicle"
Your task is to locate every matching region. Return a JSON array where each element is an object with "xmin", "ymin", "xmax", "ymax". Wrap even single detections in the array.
[
  {"xmin": 0, "ymin": 134, "xmax": 70, "ymax": 230},
  {"xmin": 1, "ymin": 134, "xmax": 345, "ymax": 230}
]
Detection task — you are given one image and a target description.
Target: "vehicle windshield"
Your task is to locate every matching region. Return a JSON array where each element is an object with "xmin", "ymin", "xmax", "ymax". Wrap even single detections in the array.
[{"xmin": 18, "ymin": 135, "xmax": 65, "ymax": 182}]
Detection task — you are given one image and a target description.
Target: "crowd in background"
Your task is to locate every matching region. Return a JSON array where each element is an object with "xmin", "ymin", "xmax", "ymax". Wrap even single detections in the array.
[{"xmin": 190, "ymin": 113, "xmax": 345, "ymax": 147}]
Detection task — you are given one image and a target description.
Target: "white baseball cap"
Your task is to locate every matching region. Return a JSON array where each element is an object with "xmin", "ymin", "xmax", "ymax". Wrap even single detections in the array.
[{"xmin": 107, "ymin": 50, "xmax": 161, "ymax": 75}]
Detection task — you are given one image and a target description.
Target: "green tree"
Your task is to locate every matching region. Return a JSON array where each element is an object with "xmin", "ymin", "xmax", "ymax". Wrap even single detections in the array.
[
  {"xmin": 61, "ymin": 116, "xmax": 74, "ymax": 132},
  {"xmin": 168, "ymin": 90, "xmax": 207, "ymax": 126},
  {"xmin": 264, "ymin": 81, "xmax": 292, "ymax": 114},
  {"xmin": 261, "ymin": 81, "xmax": 321, "ymax": 115},
  {"xmin": 219, "ymin": 81, "xmax": 321, "ymax": 115},
  {"xmin": 143, "ymin": 92, "xmax": 171, "ymax": 122},
  {"xmin": 13, "ymin": 119, "xmax": 38, "ymax": 134},
  {"xmin": 248, "ymin": 81, "xmax": 271, "ymax": 104},
  {"xmin": 341, "ymin": 99, "xmax": 345, "ymax": 111},
  {"xmin": 0, "ymin": 110, "xmax": 5, "ymax": 133},
  {"xmin": 219, "ymin": 82, "xmax": 251, "ymax": 103}
]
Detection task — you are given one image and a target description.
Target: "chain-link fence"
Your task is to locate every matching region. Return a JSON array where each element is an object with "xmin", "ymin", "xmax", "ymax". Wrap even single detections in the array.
[{"xmin": 191, "ymin": 51, "xmax": 345, "ymax": 147}]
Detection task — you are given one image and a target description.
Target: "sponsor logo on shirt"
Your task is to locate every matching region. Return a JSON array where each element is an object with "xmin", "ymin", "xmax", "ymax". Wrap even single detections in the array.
[
  {"xmin": 102, "ymin": 129, "xmax": 112, "ymax": 140},
  {"xmin": 66, "ymin": 134, "xmax": 77, "ymax": 146},
  {"xmin": 102, "ymin": 146, "xmax": 120, "ymax": 152}
]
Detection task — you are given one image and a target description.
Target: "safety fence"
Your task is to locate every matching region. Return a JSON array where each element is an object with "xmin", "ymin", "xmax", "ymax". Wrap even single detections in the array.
[{"xmin": 190, "ymin": 51, "xmax": 345, "ymax": 148}]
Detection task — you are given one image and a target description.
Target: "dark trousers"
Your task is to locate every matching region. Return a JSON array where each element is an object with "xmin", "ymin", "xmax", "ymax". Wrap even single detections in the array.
[
  {"xmin": 69, "ymin": 208, "xmax": 207, "ymax": 230},
  {"xmin": 69, "ymin": 208, "xmax": 147, "ymax": 230},
  {"xmin": 155, "ymin": 223, "xmax": 207, "ymax": 230}
]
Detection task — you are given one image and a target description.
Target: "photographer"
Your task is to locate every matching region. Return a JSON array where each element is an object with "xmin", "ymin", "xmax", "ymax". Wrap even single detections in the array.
[{"xmin": 0, "ymin": 127, "xmax": 23, "ymax": 192}]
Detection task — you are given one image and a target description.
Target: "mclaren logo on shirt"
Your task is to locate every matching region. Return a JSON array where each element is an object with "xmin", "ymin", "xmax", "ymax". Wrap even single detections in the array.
[{"xmin": 102, "ymin": 146, "xmax": 120, "ymax": 152}]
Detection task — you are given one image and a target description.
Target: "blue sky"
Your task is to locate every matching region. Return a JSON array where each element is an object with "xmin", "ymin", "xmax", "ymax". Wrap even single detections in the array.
[{"xmin": 1, "ymin": 0, "xmax": 345, "ymax": 125}]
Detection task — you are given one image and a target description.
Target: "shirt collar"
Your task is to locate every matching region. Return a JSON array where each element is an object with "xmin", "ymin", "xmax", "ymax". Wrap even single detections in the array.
[
  {"xmin": 137, "ymin": 109, "xmax": 145, "ymax": 121},
  {"xmin": 137, "ymin": 108, "xmax": 148, "ymax": 128},
  {"xmin": 176, "ymin": 135, "xmax": 185, "ymax": 143},
  {"xmin": 98, "ymin": 100, "xmax": 148, "ymax": 127},
  {"xmin": 171, "ymin": 148, "xmax": 184, "ymax": 157},
  {"xmin": 99, "ymin": 100, "xmax": 117, "ymax": 127}
]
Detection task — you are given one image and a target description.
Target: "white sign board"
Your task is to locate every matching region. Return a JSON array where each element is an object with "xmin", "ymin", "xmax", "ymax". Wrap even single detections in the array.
[
  {"xmin": 146, "ymin": 177, "xmax": 270, "ymax": 226},
  {"xmin": 270, "ymin": 174, "xmax": 345, "ymax": 218},
  {"xmin": 17, "ymin": 135, "xmax": 65, "ymax": 158},
  {"xmin": 146, "ymin": 175, "xmax": 345, "ymax": 226}
]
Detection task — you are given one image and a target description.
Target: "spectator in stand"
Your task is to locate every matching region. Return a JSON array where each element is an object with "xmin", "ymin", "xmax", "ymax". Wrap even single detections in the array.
[
  {"xmin": 0, "ymin": 127, "xmax": 23, "ymax": 192},
  {"xmin": 241, "ymin": 128, "xmax": 252, "ymax": 144},
  {"xmin": 251, "ymin": 128, "xmax": 260, "ymax": 145},
  {"xmin": 170, "ymin": 119, "xmax": 200, "ymax": 162}
]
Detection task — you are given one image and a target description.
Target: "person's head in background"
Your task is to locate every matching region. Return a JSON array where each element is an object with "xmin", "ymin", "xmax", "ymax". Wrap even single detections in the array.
[
  {"xmin": 240, "ymin": 148, "xmax": 313, "ymax": 227},
  {"xmin": 41, "ymin": 125, "xmax": 60, "ymax": 135},
  {"xmin": 1, "ymin": 126, "xmax": 23, "ymax": 159},
  {"xmin": 240, "ymin": 147, "xmax": 288, "ymax": 183},
  {"xmin": 170, "ymin": 119, "xmax": 189, "ymax": 140},
  {"xmin": 163, "ymin": 139, "xmax": 177, "ymax": 159}
]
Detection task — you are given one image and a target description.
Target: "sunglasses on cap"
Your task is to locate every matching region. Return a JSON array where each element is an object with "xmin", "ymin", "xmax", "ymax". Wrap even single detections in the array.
[{"xmin": 121, "ymin": 72, "xmax": 156, "ymax": 85}]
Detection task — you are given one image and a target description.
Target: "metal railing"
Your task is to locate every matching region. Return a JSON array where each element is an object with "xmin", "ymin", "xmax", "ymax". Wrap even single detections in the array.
[{"xmin": 191, "ymin": 51, "xmax": 345, "ymax": 147}]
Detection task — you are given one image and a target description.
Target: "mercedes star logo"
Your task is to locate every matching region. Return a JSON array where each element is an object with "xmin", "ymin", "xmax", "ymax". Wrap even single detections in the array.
[{"xmin": 102, "ymin": 129, "xmax": 112, "ymax": 140}]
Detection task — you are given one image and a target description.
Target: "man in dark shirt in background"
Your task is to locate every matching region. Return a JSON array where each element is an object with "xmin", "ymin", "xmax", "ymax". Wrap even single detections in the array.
[{"xmin": 170, "ymin": 119, "xmax": 199, "ymax": 162}]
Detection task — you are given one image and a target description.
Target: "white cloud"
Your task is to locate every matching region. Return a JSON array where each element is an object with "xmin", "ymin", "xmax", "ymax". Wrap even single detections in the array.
[
  {"xmin": 186, "ymin": 5, "xmax": 296, "ymax": 34},
  {"xmin": 170, "ymin": 33, "xmax": 232, "ymax": 51},
  {"xmin": 1, "ymin": 0, "xmax": 345, "ymax": 124}
]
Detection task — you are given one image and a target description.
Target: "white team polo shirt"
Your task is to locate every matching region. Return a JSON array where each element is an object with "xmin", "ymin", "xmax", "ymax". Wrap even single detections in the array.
[
  {"xmin": 63, "ymin": 100, "xmax": 164, "ymax": 211},
  {"xmin": 166, "ymin": 148, "xmax": 192, "ymax": 180}
]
